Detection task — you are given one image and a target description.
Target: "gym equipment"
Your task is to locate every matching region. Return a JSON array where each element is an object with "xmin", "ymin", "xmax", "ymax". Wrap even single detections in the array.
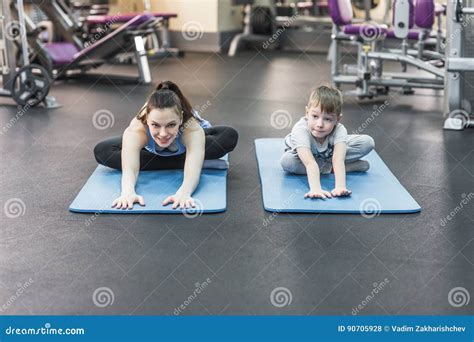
[
  {"xmin": 32, "ymin": 0, "xmax": 181, "ymax": 60},
  {"xmin": 443, "ymin": 0, "xmax": 474, "ymax": 130},
  {"xmin": 255, "ymin": 139, "xmax": 421, "ymax": 213},
  {"xmin": 0, "ymin": 0, "xmax": 57, "ymax": 107},
  {"xmin": 85, "ymin": 13, "xmax": 183, "ymax": 59},
  {"xmin": 69, "ymin": 157, "xmax": 229, "ymax": 214},
  {"xmin": 228, "ymin": 0, "xmax": 275, "ymax": 57},
  {"xmin": 17, "ymin": 12, "xmax": 153, "ymax": 84},
  {"xmin": 26, "ymin": 0, "xmax": 180, "ymax": 72},
  {"xmin": 329, "ymin": 0, "xmax": 445, "ymax": 99}
]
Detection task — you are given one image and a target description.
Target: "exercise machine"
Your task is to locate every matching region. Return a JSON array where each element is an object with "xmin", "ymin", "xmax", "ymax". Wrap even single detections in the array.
[
  {"xmin": 11, "ymin": 2, "xmax": 153, "ymax": 84},
  {"xmin": 0, "ymin": 0, "xmax": 57, "ymax": 107},
  {"xmin": 443, "ymin": 0, "xmax": 474, "ymax": 130},
  {"xmin": 228, "ymin": 0, "xmax": 276, "ymax": 57},
  {"xmin": 329, "ymin": 0, "xmax": 445, "ymax": 99}
]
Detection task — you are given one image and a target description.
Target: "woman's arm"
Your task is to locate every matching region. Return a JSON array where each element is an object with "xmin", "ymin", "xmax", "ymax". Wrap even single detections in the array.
[
  {"xmin": 162, "ymin": 119, "xmax": 205, "ymax": 209},
  {"xmin": 112, "ymin": 120, "xmax": 148, "ymax": 209}
]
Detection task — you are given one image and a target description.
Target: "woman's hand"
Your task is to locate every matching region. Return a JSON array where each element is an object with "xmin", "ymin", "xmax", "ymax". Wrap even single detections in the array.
[
  {"xmin": 331, "ymin": 187, "xmax": 352, "ymax": 197},
  {"xmin": 112, "ymin": 193, "xmax": 145, "ymax": 209},
  {"xmin": 163, "ymin": 192, "xmax": 196, "ymax": 209},
  {"xmin": 305, "ymin": 188, "xmax": 332, "ymax": 199}
]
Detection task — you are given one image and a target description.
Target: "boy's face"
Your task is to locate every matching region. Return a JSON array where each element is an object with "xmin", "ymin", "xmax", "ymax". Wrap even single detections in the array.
[{"xmin": 305, "ymin": 105, "xmax": 340, "ymax": 140}]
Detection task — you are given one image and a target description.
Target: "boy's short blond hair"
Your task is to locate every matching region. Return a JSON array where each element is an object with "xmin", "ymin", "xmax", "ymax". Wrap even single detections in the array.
[{"xmin": 307, "ymin": 85, "xmax": 343, "ymax": 116}]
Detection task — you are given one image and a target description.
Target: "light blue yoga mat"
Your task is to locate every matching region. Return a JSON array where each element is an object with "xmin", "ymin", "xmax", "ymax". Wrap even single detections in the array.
[
  {"xmin": 255, "ymin": 138, "xmax": 421, "ymax": 214},
  {"xmin": 69, "ymin": 158, "xmax": 228, "ymax": 214}
]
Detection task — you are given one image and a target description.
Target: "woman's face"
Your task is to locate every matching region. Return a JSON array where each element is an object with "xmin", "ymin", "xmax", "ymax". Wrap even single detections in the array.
[{"xmin": 147, "ymin": 108, "xmax": 182, "ymax": 148}]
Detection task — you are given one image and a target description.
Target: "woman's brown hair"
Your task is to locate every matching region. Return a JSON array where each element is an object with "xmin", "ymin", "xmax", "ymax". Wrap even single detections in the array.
[{"xmin": 136, "ymin": 81, "xmax": 200, "ymax": 126}]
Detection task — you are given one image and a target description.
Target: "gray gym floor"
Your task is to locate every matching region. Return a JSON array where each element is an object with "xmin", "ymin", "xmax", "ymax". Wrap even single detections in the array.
[{"xmin": 1, "ymin": 51, "xmax": 473, "ymax": 315}]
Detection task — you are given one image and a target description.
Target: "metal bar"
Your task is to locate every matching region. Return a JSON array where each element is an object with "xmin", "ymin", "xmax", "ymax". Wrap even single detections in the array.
[
  {"xmin": 17, "ymin": 0, "xmax": 29, "ymax": 67},
  {"xmin": 447, "ymin": 58, "xmax": 474, "ymax": 71}
]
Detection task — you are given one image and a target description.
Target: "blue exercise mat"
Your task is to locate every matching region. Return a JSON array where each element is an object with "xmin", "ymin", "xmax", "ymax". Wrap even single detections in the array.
[
  {"xmin": 69, "ymin": 161, "xmax": 228, "ymax": 214},
  {"xmin": 255, "ymin": 138, "xmax": 421, "ymax": 214}
]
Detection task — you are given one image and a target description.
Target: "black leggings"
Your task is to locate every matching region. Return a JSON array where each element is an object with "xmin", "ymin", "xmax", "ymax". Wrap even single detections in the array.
[{"xmin": 93, "ymin": 126, "xmax": 238, "ymax": 171}]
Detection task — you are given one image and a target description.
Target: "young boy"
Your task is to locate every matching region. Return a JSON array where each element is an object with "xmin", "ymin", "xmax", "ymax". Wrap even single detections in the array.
[{"xmin": 280, "ymin": 85, "xmax": 374, "ymax": 199}]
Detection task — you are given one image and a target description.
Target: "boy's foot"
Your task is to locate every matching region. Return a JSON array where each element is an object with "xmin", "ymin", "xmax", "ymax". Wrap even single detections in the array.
[{"xmin": 345, "ymin": 160, "xmax": 370, "ymax": 172}]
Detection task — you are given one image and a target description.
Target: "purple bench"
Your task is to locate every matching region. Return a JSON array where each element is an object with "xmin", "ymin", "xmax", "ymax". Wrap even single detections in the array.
[
  {"xmin": 44, "ymin": 42, "xmax": 80, "ymax": 66},
  {"xmin": 43, "ymin": 15, "xmax": 142, "ymax": 70},
  {"xmin": 329, "ymin": 0, "xmax": 437, "ymax": 40}
]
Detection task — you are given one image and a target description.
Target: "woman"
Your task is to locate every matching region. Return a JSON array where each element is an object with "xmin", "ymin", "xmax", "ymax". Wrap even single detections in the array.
[{"xmin": 94, "ymin": 81, "xmax": 238, "ymax": 210}]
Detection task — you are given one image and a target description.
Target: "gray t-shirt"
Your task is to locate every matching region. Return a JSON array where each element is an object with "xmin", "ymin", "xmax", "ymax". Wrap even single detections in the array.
[{"xmin": 284, "ymin": 117, "xmax": 348, "ymax": 159}]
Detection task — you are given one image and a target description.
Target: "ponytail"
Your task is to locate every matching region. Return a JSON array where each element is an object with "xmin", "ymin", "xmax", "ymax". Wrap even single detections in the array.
[{"xmin": 137, "ymin": 81, "xmax": 200, "ymax": 125}]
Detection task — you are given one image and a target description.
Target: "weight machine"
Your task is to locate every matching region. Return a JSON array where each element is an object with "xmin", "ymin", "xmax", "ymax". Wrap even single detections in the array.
[
  {"xmin": 0, "ymin": 0, "xmax": 57, "ymax": 107},
  {"xmin": 228, "ymin": 0, "xmax": 276, "ymax": 57},
  {"xmin": 443, "ymin": 0, "xmax": 474, "ymax": 130}
]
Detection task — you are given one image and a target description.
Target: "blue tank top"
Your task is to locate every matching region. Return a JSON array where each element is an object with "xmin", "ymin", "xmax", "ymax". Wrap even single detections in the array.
[{"xmin": 144, "ymin": 112, "xmax": 211, "ymax": 157}]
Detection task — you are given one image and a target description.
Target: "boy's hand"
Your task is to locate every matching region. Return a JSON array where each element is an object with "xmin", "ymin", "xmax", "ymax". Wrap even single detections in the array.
[
  {"xmin": 305, "ymin": 189, "xmax": 332, "ymax": 199},
  {"xmin": 331, "ymin": 187, "xmax": 352, "ymax": 197}
]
